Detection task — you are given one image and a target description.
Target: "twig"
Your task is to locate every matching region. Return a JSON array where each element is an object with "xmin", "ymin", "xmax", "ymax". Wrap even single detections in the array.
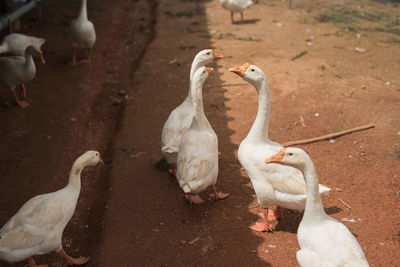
[
  {"xmin": 292, "ymin": 51, "xmax": 307, "ymax": 61},
  {"xmin": 282, "ymin": 123, "xmax": 374, "ymax": 147},
  {"xmin": 299, "ymin": 115, "xmax": 306, "ymax": 128},
  {"xmin": 337, "ymin": 198, "xmax": 352, "ymax": 210}
]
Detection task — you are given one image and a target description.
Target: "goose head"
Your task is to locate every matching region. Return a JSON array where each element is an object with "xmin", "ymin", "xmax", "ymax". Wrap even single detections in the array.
[
  {"xmin": 78, "ymin": 150, "xmax": 104, "ymax": 167},
  {"xmin": 25, "ymin": 45, "xmax": 46, "ymax": 64},
  {"xmin": 195, "ymin": 49, "xmax": 223, "ymax": 66},
  {"xmin": 266, "ymin": 147, "xmax": 311, "ymax": 171},
  {"xmin": 229, "ymin": 63, "xmax": 266, "ymax": 89}
]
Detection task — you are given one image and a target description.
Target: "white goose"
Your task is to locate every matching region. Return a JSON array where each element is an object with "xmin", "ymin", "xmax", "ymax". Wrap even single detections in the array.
[
  {"xmin": 230, "ymin": 63, "xmax": 330, "ymax": 232},
  {"xmin": 0, "ymin": 151, "xmax": 104, "ymax": 267},
  {"xmin": 0, "ymin": 46, "xmax": 44, "ymax": 108},
  {"xmin": 219, "ymin": 0, "xmax": 252, "ymax": 24},
  {"xmin": 267, "ymin": 147, "xmax": 370, "ymax": 267},
  {"xmin": 0, "ymin": 33, "xmax": 46, "ymax": 60},
  {"xmin": 161, "ymin": 49, "xmax": 223, "ymax": 176},
  {"xmin": 176, "ymin": 67, "xmax": 229, "ymax": 204},
  {"xmin": 69, "ymin": 0, "xmax": 96, "ymax": 65}
]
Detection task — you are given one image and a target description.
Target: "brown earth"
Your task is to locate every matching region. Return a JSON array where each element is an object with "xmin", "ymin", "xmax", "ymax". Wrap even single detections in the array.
[{"xmin": 0, "ymin": 0, "xmax": 399, "ymax": 266}]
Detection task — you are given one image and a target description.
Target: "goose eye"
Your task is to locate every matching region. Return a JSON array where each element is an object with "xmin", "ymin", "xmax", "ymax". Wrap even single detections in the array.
[
  {"xmin": 202, "ymin": 70, "xmax": 205, "ymax": 73},
  {"xmin": 207, "ymin": 52, "xmax": 210, "ymax": 55},
  {"xmin": 96, "ymin": 153, "xmax": 99, "ymax": 156},
  {"xmin": 288, "ymin": 153, "xmax": 293, "ymax": 156},
  {"xmin": 251, "ymin": 69, "xmax": 255, "ymax": 72}
]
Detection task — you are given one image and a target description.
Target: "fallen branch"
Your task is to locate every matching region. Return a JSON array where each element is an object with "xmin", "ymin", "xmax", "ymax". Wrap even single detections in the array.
[
  {"xmin": 282, "ymin": 123, "xmax": 374, "ymax": 147},
  {"xmin": 337, "ymin": 198, "xmax": 352, "ymax": 210}
]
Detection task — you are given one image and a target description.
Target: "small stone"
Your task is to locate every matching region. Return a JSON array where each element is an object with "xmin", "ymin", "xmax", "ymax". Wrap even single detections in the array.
[
  {"xmin": 386, "ymin": 81, "xmax": 391, "ymax": 85},
  {"xmin": 314, "ymin": 112, "xmax": 319, "ymax": 117},
  {"xmin": 329, "ymin": 138, "xmax": 335, "ymax": 143},
  {"xmin": 268, "ymin": 244, "xmax": 276, "ymax": 248}
]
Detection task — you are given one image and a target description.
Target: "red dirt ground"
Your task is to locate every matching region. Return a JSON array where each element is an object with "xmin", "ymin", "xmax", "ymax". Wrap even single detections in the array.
[{"xmin": 0, "ymin": 0, "xmax": 399, "ymax": 266}]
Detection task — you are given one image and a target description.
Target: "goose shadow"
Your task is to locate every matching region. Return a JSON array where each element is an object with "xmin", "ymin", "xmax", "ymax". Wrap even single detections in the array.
[
  {"xmin": 233, "ymin": 18, "xmax": 261, "ymax": 25},
  {"xmin": 270, "ymin": 205, "xmax": 342, "ymax": 234}
]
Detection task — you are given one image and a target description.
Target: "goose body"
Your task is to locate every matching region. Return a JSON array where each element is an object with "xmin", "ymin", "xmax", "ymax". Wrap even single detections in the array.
[
  {"xmin": 0, "ymin": 151, "xmax": 103, "ymax": 266},
  {"xmin": 161, "ymin": 49, "xmax": 223, "ymax": 174},
  {"xmin": 268, "ymin": 148, "xmax": 369, "ymax": 267},
  {"xmin": 69, "ymin": 0, "xmax": 96, "ymax": 65},
  {"xmin": 219, "ymin": 0, "xmax": 252, "ymax": 24},
  {"xmin": 0, "ymin": 46, "xmax": 44, "ymax": 108},
  {"xmin": 176, "ymin": 67, "xmax": 229, "ymax": 204},
  {"xmin": 0, "ymin": 33, "xmax": 45, "ymax": 56},
  {"xmin": 220, "ymin": 0, "xmax": 252, "ymax": 12},
  {"xmin": 230, "ymin": 63, "xmax": 330, "ymax": 231}
]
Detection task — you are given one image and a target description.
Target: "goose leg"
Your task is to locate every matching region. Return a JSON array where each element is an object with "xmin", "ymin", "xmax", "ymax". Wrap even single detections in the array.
[
  {"xmin": 24, "ymin": 256, "xmax": 48, "ymax": 267},
  {"xmin": 209, "ymin": 185, "xmax": 230, "ymax": 201},
  {"xmin": 239, "ymin": 12, "xmax": 244, "ymax": 23},
  {"xmin": 168, "ymin": 163, "xmax": 177, "ymax": 177},
  {"xmin": 258, "ymin": 206, "xmax": 283, "ymax": 221},
  {"xmin": 250, "ymin": 208, "xmax": 273, "ymax": 232},
  {"xmin": 80, "ymin": 48, "xmax": 93, "ymax": 64},
  {"xmin": 225, "ymin": 11, "xmax": 234, "ymax": 24},
  {"xmin": 69, "ymin": 49, "xmax": 78, "ymax": 66},
  {"xmin": 185, "ymin": 194, "xmax": 204, "ymax": 204},
  {"xmin": 11, "ymin": 88, "xmax": 29, "ymax": 108},
  {"xmin": 20, "ymin": 83, "xmax": 26, "ymax": 97},
  {"xmin": 58, "ymin": 249, "xmax": 90, "ymax": 265}
]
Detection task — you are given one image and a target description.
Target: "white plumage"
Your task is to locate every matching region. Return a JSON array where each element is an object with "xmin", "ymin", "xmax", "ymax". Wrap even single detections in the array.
[
  {"xmin": 230, "ymin": 63, "xmax": 330, "ymax": 231},
  {"xmin": 161, "ymin": 49, "xmax": 223, "ymax": 174},
  {"xmin": 268, "ymin": 147, "xmax": 369, "ymax": 267},
  {"xmin": 0, "ymin": 33, "xmax": 45, "ymax": 57},
  {"xmin": 0, "ymin": 151, "xmax": 103, "ymax": 266},
  {"xmin": 176, "ymin": 67, "xmax": 229, "ymax": 204}
]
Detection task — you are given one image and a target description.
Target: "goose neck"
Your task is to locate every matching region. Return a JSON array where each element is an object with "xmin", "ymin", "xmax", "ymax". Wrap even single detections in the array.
[
  {"xmin": 66, "ymin": 159, "xmax": 84, "ymax": 192},
  {"xmin": 78, "ymin": 0, "xmax": 88, "ymax": 20},
  {"xmin": 247, "ymin": 78, "xmax": 271, "ymax": 142},
  {"xmin": 302, "ymin": 161, "xmax": 326, "ymax": 219}
]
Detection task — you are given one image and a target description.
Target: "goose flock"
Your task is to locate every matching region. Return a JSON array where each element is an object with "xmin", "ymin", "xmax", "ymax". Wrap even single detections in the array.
[{"xmin": 0, "ymin": 0, "xmax": 371, "ymax": 266}]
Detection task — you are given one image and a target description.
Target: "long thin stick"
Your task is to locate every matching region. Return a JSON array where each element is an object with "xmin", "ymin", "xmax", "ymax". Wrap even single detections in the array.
[
  {"xmin": 282, "ymin": 124, "xmax": 374, "ymax": 147},
  {"xmin": 337, "ymin": 198, "xmax": 352, "ymax": 210}
]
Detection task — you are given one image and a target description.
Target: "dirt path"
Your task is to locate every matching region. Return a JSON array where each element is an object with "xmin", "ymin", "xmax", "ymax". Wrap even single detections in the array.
[
  {"xmin": 0, "ymin": 0, "xmax": 154, "ymax": 266},
  {"xmin": 0, "ymin": 0, "xmax": 399, "ymax": 266},
  {"xmin": 94, "ymin": 0, "xmax": 400, "ymax": 266}
]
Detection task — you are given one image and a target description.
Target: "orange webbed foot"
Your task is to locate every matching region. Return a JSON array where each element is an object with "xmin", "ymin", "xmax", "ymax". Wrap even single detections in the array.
[
  {"xmin": 185, "ymin": 194, "xmax": 204, "ymax": 204},
  {"xmin": 249, "ymin": 222, "xmax": 273, "ymax": 232},
  {"xmin": 79, "ymin": 59, "xmax": 91, "ymax": 64},
  {"xmin": 66, "ymin": 256, "xmax": 91, "ymax": 265},
  {"xmin": 17, "ymin": 100, "xmax": 30, "ymax": 108},
  {"xmin": 25, "ymin": 257, "xmax": 48, "ymax": 267},
  {"xmin": 209, "ymin": 191, "xmax": 230, "ymax": 201},
  {"xmin": 168, "ymin": 168, "xmax": 177, "ymax": 177}
]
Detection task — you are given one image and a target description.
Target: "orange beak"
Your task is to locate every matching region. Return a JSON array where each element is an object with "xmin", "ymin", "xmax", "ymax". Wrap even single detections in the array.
[
  {"xmin": 265, "ymin": 148, "xmax": 286, "ymax": 164},
  {"xmin": 212, "ymin": 50, "xmax": 224, "ymax": 60},
  {"xmin": 98, "ymin": 156, "xmax": 105, "ymax": 164},
  {"xmin": 229, "ymin": 63, "xmax": 251, "ymax": 77},
  {"xmin": 206, "ymin": 67, "xmax": 214, "ymax": 73},
  {"xmin": 38, "ymin": 50, "xmax": 46, "ymax": 64}
]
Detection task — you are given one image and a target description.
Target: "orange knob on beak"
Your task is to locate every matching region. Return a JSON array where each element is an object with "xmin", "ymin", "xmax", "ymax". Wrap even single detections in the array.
[
  {"xmin": 229, "ymin": 63, "xmax": 251, "ymax": 77},
  {"xmin": 98, "ymin": 157, "xmax": 105, "ymax": 164},
  {"xmin": 206, "ymin": 67, "xmax": 214, "ymax": 73},
  {"xmin": 38, "ymin": 50, "xmax": 46, "ymax": 64},
  {"xmin": 212, "ymin": 50, "xmax": 224, "ymax": 60},
  {"xmin": 265, "ymin": 148, "xmax": 286, "ymax": 164}
]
